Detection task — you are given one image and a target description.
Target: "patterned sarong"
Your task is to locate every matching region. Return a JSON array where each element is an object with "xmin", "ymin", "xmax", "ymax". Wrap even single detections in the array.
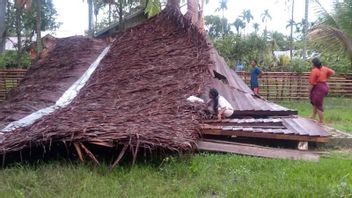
[{"xmin": 310, "ymin": 82, "xmax": 329, "ymax": 111}]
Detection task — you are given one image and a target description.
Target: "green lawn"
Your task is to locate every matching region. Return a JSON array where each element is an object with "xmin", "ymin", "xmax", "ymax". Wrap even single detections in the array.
[
  {"xmin": 0, "ymin": 97, "xmax": 352, "ymax": 197},
  {"xmin": 279, "ymin": 97, "xmax": 352, "ymax": 133},
  {"xmin": 0, "ymin": 153, "xmax": 352, "ymax": 198}
]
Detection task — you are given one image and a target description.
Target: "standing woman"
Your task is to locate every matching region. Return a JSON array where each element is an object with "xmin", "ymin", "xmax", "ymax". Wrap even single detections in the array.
[{"xmin": 309, "ymin": 58, "xmax": 335, "ymax": 124}]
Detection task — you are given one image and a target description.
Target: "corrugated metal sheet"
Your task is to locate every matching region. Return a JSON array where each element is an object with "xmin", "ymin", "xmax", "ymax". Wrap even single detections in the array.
[
  {"xmin": 208, "ymin": 79, "xmax": 297, "ymax": 116},
  {"xmin": 201, "ymin": 117, "xmax": 329, "ymax": 140},
  {"xmin": 208, "ymin": 47, "xmax": 253, "ymax": 93},
  {"xmin": 282, "ymin": 117, "xmax": 329, "ymax": 136},
  {"xmin": 207, "ymin": 46, "xmax": 297, "ymax": 116},
  {"xmin": 203, "ymin": 44, "xmax": 328, "ymax": 142}
]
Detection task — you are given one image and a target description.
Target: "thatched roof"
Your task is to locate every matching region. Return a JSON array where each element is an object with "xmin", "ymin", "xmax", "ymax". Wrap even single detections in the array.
[
  {"xmin": 0, "ymin": 37, "xmax": 107, "ymax": 129},
  {"xmin": 0, "ymin": 7, "xmax": 212, "ymax": 162},
  {"xmin": 0, "ymin": 6, "xmax": 328, "ymax": 165}
]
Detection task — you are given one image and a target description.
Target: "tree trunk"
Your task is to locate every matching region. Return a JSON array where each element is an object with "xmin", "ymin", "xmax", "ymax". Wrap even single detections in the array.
[
  {"xmin": 166, "ymin": 0, "xmax": 180, "ymax": 9},
  {"xmin": 15, "ymin": 6, "xmax": 22, "ymax": 67},
  {"xmin": 302, "ymin": 0, "xmax": 308, "ymax": 59},
  {"xmin": 35, "ymin": 0, "xmax": 43, "ymax": 57},
  {"xmin": 88, "ymin": 0, "xmax": 94, "ymax": 36},
  {"xmin": 0, "ymin": 0, "xmax": 7, "ymax": 53},
  {"xmin": 185, "ymin": 0, "xmax": 198, "ymax": 24},
  {"xmin": 198, "ymin": 0, "xmax": 205, "ymax": 31},
  {"xmin": 290, "ymin": 0, "xmax": 294, "ymax": 60},
  {"xmin": 118, "ymin": 0, "xmax": 124, "ymax": 31}
]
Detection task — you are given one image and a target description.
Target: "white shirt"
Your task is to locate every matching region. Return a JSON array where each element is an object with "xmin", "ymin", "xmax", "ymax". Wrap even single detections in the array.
[{"xmin": 218, "ymin": 95, "xmax": 233, "ymax": 111}]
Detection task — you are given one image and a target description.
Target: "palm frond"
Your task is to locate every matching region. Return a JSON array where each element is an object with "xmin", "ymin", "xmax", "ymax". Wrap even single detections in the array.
[
  {"xmin": 310, "ymin": 0, "xmax": 338, "ymax": 28},
  {"xmin": 309, "ymin": 25, "xmax": 352, "ymax": 61}
]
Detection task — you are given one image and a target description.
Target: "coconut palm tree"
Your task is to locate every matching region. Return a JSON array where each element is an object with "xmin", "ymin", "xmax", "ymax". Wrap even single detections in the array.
[
  {"xmin": 215, "ymin": 0, "xmax": 228, "ymax": 36},
  {"xmin": 309, "ymin": 0, "xmax": 352, "ymax": 66},
  {"xmin": 241, "ymin": 9, "xmax": 253, "ymax": 24},
  {"xmin": 289, "ymin": 0, "xmax": 295, "ymax": 59},
  {"xmin": 240, "ymin": 9, "xmax": 253, "ymax": 35},
  {"xmin": 253, "ymin": 22, "xmax": 260, "ymax": 35},
  {"xmin": 233, "ymin": 18, "xmax": 245, "ymax": 36},
  {"xmin": 215, "ymin": 0, "xmax": 227, "ymax": 19},
  {"xmin": 261, "ymin": 9, "xmax": 271, "ymax": 41},
  {"xmin": 261, "ymin": 9, "xmax": 272, "ymax": 24},
  {"xmin": 302, "ymin": 0, "xmax": 309, "ymax": 59}
]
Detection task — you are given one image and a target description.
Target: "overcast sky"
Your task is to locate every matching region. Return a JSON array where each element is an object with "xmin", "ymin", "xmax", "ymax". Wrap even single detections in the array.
[{"xmin": 51, "ymin": 0, "xmax": 334, "ymax": 38}]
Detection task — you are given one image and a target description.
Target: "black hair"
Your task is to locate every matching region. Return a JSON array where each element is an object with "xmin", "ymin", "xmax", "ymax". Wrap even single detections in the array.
[
  {"xmin": 209, "ymin": 88, "xmax": 219, "ymax": 114},
  {"xmin": 252, "ymin": 59, "xmax": 257, "ymax": 64},
  {"xmin": 312, "ymin": 58, "xmax": 322, "ymax": 69}
]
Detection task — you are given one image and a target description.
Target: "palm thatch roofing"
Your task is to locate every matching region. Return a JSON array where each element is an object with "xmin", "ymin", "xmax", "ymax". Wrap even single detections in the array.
[
  {"xmin": 0, "ymin": 7, "xmax": 211, "ymax": 161},
  {"xmin": 0, "ymin": 6, "xmax": 328, "ymax": 165}
]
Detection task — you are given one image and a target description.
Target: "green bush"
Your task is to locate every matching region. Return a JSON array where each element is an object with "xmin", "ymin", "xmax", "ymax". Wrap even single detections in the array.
[
  {"xmin": 279, "ymin": 55, "xmax": 290, "ymax": 66},
  {"xmin": 0, "ymin": 51, "xmax": 31, "ymax": 69},
  {"xmin": 287, "ymin": 58, "xmax": 311, "ymax": 72}
]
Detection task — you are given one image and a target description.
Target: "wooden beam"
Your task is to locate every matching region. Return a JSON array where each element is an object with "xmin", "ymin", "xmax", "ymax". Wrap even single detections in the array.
[
  {"xmin": 231, "ymin": 110, "xmax": 298, "ymax": 117},
  {"xmin": 196, "ymin": 140, "xmax": 320, "ymax": 161},
  {"xmin": 201, "ymin": 129, "xmax": 329, "ymax": 143},
  {"xmin": 202, "ymin": 120, "xmax": 284, "ymax": 127}
]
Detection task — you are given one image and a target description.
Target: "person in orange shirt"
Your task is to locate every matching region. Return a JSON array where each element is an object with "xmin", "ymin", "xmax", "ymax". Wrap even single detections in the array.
[{"xmin": 308, "ymin": 58, "xmax": 335, "ymax": 124}]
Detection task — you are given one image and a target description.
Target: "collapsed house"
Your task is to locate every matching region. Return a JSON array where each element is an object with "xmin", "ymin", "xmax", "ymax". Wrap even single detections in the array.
[{"xmin": 0, "ymin": 6, "xmax": 328, "ymax": 165}]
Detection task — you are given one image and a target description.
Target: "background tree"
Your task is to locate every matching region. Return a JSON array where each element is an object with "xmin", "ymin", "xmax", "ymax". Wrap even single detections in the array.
[
  {"xmin": 233, "ymin": 18, "xmax": 245, "ymax": 36},
  {"xmin": 88, "ymin": 0, "xmax": 94, "ymax": 35},
  {"xmin": 33, "ymin": 0, "xmax": 43, "ymax": 54},
  {"xmin": 261, "ymin": 9, "xmax": 271, "ymax": 41},
  {"xmin": 5, "ymin": 0, "xmax": 59, "ymax": 66},
  {"xmin": 270, "ymin": 31, "xmax": 289, "ymax": 51},
  {"xmin": 253, "ymin": 22, "xmax": 259, "ymax": 35},
  {"xmin": 240, "ymin": 9, "xmax": 253, "ymax": 31},
  {"xmin": 309, "ymin": 0, "xmax": 352, "ymax": 67},
  {"xmin": 214, "ymin": 34, "xmax": 269, "ymax": 68},
  {"xmin": 302, "ymin": 0, "xmax": 308, "ymax": 59},
  {"xmin": 288, "ymin": 0, "xmax": 295, "ymax": 59},
  {"xmin": 215, "ymin": 0, "xmax": 227, "ymax": 36},
  {"xmin": 204, "ymin": 15, "xmax": 232, "ymax": 38},
  {"xmin": 0, "ymin": 0, "xmax": 7, "ymax": 53},
  {"xmin": 145, "ymin": 0, "xmax": 163, "ymax": 18}
]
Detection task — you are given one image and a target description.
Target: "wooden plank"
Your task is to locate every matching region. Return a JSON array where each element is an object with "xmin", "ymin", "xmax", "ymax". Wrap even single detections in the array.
[
  {"xmin": 196, "ymin": 140, "xmax": 320, "ymax": 161},
  {"xmin": 201, "ymin": 129, "xmax": 329, "ymax": 142}
]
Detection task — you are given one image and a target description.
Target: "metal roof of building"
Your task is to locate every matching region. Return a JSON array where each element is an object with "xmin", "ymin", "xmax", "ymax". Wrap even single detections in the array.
[
  {"xmin": 208, "ymin": 79, "xmax": 297, "ymax": 116},
  {"xmin": 201, "ymin": 117, "xmax": 329, "ymax": 142},
  {"xmin": 205, "ymin": 46, "xmax": 297, "ymax": 116},
  {"xmin": 202, "ymin": 44, "xmax": 328, "ymax": 143},
  {"xmin": 208, "ymin": 47, "xmax": 252, "ymax": 93}
]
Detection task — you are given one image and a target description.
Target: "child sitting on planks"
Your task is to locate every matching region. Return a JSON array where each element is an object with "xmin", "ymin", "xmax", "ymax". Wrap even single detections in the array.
[{"xmin": 207, "ymin": 88, "xmax": 234, "ymax": 120}]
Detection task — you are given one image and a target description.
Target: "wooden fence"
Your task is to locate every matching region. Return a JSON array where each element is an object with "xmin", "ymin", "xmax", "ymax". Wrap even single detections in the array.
[
  {"xmin": 237, "ymin": 71, "xmax": 352, "ymax": 100},
  {"xmin": 0, "ymin": 69, "xmax": 27, "ymax": 101},
  {"xmin": 0, "ymin": 69, "xmax": 352, "ymax": 102}
]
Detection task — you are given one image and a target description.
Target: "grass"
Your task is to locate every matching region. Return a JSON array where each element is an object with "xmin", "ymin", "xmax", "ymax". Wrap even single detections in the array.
[
  {"xmin": 279, "ymin": 97, "xmax": 352, "ymax": 133},
  {"xmin": 0, "ymin": 97, "xmax": 352, "ymax": 197},
  {"xmin": 0, "ymin": 153, "xmax": 352, "ymax": 198}
]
